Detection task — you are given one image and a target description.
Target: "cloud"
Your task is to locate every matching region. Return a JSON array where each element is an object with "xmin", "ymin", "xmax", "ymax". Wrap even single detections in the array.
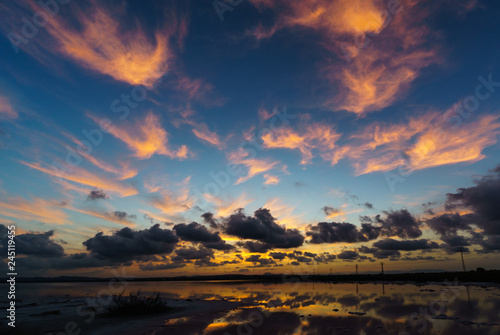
[
  {"xmin": 445, "ymin": 166, "xmax": 500, "ymax": 235},
  {"xmin": 263, "ymin": 174, "xmax": 280, "ymax": 185},
  {"xmin": 150, "ymin": 187, "xmax": 195, "ymax": 217},
  {"xmin": 426, "ymin": 213, "xmax": 471, "ymax": 237},
  {"xmin": 3, "ymin": 2, "xmax": 186, "ymax": 86},
  {"xmin": 261, "ymin": 123, "xmax": 341, "ymax": 165},
  {"xmin": 173, "ymin": 222, "xmax": 234, "ymax": 250},
  {"xmin": 83, "ymin": 224, "xmax": 179, "ymax": 262},
  {"xmin": 359, "ymin": 246, "xmax": 400, "ymax": 259},
  {"xmin": 0, "ymin": 196, "xmax": 68, "ymax": 225},
  {"xmin": 424, "ymin": 165, "xmax": 500, "ymax": 252},
  {"xmin": 62, "ymin": 132, "xmax": 138, "ymax": 180},
  {"xmin": 346, "ymin": 113, "xmax": 500, "ymax": 175},
  {"xmin": 87, "ymin": 189, "xmax": 108, "ymax": 201},
  {"xmin": 201, "ymin": 212, "xmax": 219, "ymax": 229},
  {"xmin": 307, "ymin": 221, "xmax": 380, "ymax": 244},
  {"xmin": 202, "ymin": 193, "xmax": 253, "ymax": 217},
  {"xmin": 66, "ymin": 206, "xmax": 137, "ymax": 227},
  {"xmin": 248, "ymin": 0, "xmax": 439, "ymax": 115},
  {"xmin": 227, "ymin": 148, "xmax": 280, "ymax": 184},
  {"xmin": 245, "ymin": 254, "xmax": 277, "ymax": 267},
  {"xmin": 176, "ymin": 107, "xmax": 226, "ymax": 149},
  {"xmin": 372, "ymin": 238, "xmax": 439, "ymax": 251},
  {"xmin": 0, "ymin": 95, "xmax": 17, "ymax": 119},
  {"xmin": 224, "ymin": 208, "xmax": 304, "ymax": 251},
  {"xmin": 337, "ymin": 250, "xmax": 359, "ymax": 260},
  {"xmin": 362, "ymin": 209, "xmax": 422, "ymax": 239},
  {"xmin": 21, "ymin": 161, "xmax": 138, "ymax": 197},
  {"xmin": 89, "ymin": 113, "xmax": 189, "ymax": 160},
  {"xmin": 0, "ymin": 225, "xmax": 64, "ymax": 257}
]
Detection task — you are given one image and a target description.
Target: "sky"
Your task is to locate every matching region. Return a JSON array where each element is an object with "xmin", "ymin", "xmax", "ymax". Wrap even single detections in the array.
[{"xmin": 0, "ymin": 0, "xmax": 499, "ymax": 277}]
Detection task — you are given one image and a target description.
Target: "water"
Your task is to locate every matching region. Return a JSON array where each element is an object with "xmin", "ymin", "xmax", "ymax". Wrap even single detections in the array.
[{"xmin": 11, "ymin": 281, "xmax": 500, "ymax": 334}]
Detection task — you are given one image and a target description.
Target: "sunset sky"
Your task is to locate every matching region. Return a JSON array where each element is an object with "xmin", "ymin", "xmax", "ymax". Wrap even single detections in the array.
[{"xmin": 0, "ymin": 0, "xmax": 499, "ymax": 277}]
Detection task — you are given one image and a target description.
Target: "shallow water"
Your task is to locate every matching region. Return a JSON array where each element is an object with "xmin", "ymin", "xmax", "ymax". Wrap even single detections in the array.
[{"xmin": 12, "ymin": 281, "xmax": 500, "ymax": 334}]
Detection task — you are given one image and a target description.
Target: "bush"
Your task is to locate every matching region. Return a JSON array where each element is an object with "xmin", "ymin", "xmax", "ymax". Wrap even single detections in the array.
[{"xmin": 106, "ymin": 290, "xmax": 171, "ymax": 316}]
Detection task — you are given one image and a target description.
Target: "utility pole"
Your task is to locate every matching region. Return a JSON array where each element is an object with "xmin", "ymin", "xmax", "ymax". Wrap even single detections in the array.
[
  {"xmin": 330, "ymin": 268, "xmax": 332, "ymax": 276},
  {"xmin": 355, "ymin": 264, "xmax": 358, "ymax": 276},
  {"xmin": 381, "ymin": 262, "xmax": 384, "ymax": 275},
  {"xmin": 460, "ymin": 248, "xmax": 466, "ymax": 272}
]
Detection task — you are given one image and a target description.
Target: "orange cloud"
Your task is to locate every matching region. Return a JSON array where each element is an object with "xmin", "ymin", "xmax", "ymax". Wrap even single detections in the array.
[
  {"xmin": 248, "ymin": 0, "xmax": 439, "ymax": 115},
  {"xmin": 261, "ymin": 123, "xmax": 341, "ymax": 164},
  {"xmin": 262, "ymin": 198, "xmax": 303, "ymax": 228},
  {"xmin": 62, "ymin": 132, "xmax": 138, "ymax": 180},
  {"xmin": 0, "ymin": 95, "xmax": 17, "ymax": 119},
  {"xmin": 32, "ymin": 4, "xmax": 181, "ymax": 86},
  {"xmin": 67, "ymin": 206, "xmax": 136, "ymax": 228},
  {"xmin": 175, "ymin": 107, "xmax": 227, "ymax": 149},
  {"xmin": 227, "ymin": 148, "xmax": 280, "ymax": 184},
  {"xmin": 89, "ymin": 112, "xmax": 189, "ymax": 160},
  {"xmin": 21, "ymin": 161, "xmax": 138, "ymax": 197},
  {"xmin": 0, "ymin": 197, "xmax": 67, "ymax": 225},
  {"xmin": 263, "ymin": 174, "xmax": 280, "ymax": 185},
  {"xmin": 150, "ymin": 184, "xmax": 195, "ymax": 216},
  {"xmin": 347, "ymin": 113, "xmax": 500, "ymax": 175},
  {"xmin": 203, "ymin": 193, "xmax": 253, "ymax": 217}
]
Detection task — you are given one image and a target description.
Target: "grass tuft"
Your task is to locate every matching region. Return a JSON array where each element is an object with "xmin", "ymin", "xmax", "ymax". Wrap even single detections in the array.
[{"xmin": 106, "ymin": 290, "xmax": 171, "ymax": 317}]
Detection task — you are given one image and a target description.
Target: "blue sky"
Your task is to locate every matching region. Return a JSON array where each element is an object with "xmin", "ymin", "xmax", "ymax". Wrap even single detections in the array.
[{"xmin": 0, "ymin": 0, "xmax": 499, "ymax": 277}]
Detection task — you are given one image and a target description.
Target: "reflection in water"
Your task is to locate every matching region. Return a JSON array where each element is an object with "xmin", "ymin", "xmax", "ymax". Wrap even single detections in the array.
[{"xmin": 15, "ymin": 281, "xmax": 500, "ymax": 334}]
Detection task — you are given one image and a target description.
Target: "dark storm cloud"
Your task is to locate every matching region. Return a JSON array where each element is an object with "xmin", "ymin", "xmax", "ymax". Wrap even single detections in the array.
[
  {"xmin": 422, "ymin": 165, "xmax": 500, "ymax": 252},
  {"xmin": 87, "ymin": 189, "xmax": 108, "ymax": 200},
  {"xmin": 426, "ymin": 213, "xmax": 471, "ymax": 237},
  {"xmin": 224, "ymin": 208, "xmax": 304, "ymax": 250},
  {"xmin": 83, "ymin": 224, "xmax": 179, "ymax": 262},
  {"xmin": 363, "ymin": 202, "xmax": 374, "ymax": 209},
  {"xmin": 0, "ymin": 225, "xmax": 64, "ymax": 257},
  {"xmin": 337, "ymin": 250, "xmax": 359, "ymax": 260},
  {"xmin": 445, "ymin": 165, "xmax": 500, "ymax": 235},
  {"xmin": 358, "ymin": 246, "xmax": 401, "ymax": 259},
  {"xmin": 306, "ymin": 221, "xmax": 381, "ymax": 244},
  {"xmin": 173, "ymin": 221, "xmax": 233, "ymax": 250},
  {"xmin": 139, "ymin": 262, "xmax": 186, "ymax": 271},
  {"xmin": 201, "ymin": 212, "xmax": 219, "ymax": 229},
  {"xmin": 373, "ymin": 239, "xmax": 439, "ymax": 251},
  {"xmin": 236, "ymin": 241, "xmax": 273, "ymax": 253},
  {"xmin": 173, "ymin": 246, "xmax": 214, "ymax": 260},
  {"xmin": 322, "ymin": 206, "xmax": 340, "ymax": 217},
  {"xmin": 113, "ymin": 211, "xmax": 136, "ymax": 220},
  {"xmin": 313, "ymin": 252, "xmax": 337, "ymax": 263},
  {"xmin": 476, "ymin": 235, "xmax": 500, "ymax": 253},
  {"xmin": 269, "ymin": 252, "xmax": 287, "ymax": 260},
  {"xmin": 245, "ymin": 254, "xmax": 276, "ymax": 267},
  {"xmin": 374, "ymin": 209, "xmax": 423, "ymax": 239}
]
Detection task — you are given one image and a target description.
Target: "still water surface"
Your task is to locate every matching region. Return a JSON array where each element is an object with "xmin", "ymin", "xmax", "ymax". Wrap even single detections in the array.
[{"xmin": 16, "ymin": 280, "xmax": 500, "ymax": 334}]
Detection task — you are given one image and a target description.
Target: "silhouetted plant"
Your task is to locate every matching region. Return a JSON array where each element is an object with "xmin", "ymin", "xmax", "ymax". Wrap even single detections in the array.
[{"xmin": 106, "ymin": 290, "xmax": 171, "ymax": 316}]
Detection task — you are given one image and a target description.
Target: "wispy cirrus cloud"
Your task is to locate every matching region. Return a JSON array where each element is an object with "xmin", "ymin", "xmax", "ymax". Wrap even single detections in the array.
[
  {"xmin": 0, "ymin": 95, "xmax": 17, "ymax": 120},
  {"xmin": 173, "ymin": 107, "xmax": 227, "ymax": 149},
  {"xmin": 89, "ymin": 112, "xmax": 189, "ymax": 160},
  {"xmin": 148, "ymin": 177, "xmax": 195, "ymax": 217},
  {"xmin": 0, "ymin": 196, "xmax": 68, "ymax": 225},
  {"xmin": 248, "ymin": 0, "xmax": 440, "ymax": 115},
  {"xmin": 202, "ymin": 193, "xmax": 253, "ymax": 217},
  {"xmin": 1, "ymin": 2, "xmax": 186, "ymax": 87},
  {"xmin": 227, "ymin": 148, "xmax": 280, "ymax": 184},
  {"xmin": 345, "ymin": 112, "xmax": 500, "ymax": 175},
  {"xmin": 261, "ymin": 123, "xmax": 342, "ymax": 165},
  {"xmin": 62, "ymin": 132, "xmax": 138, "ymax": 180},
  {"xmin": 21, "ymin": 161, "xmax": 138, "ymax": 197},
  {"xmin": 259, "ymin": 111, "xmax": 500, "ymax": 175}
]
